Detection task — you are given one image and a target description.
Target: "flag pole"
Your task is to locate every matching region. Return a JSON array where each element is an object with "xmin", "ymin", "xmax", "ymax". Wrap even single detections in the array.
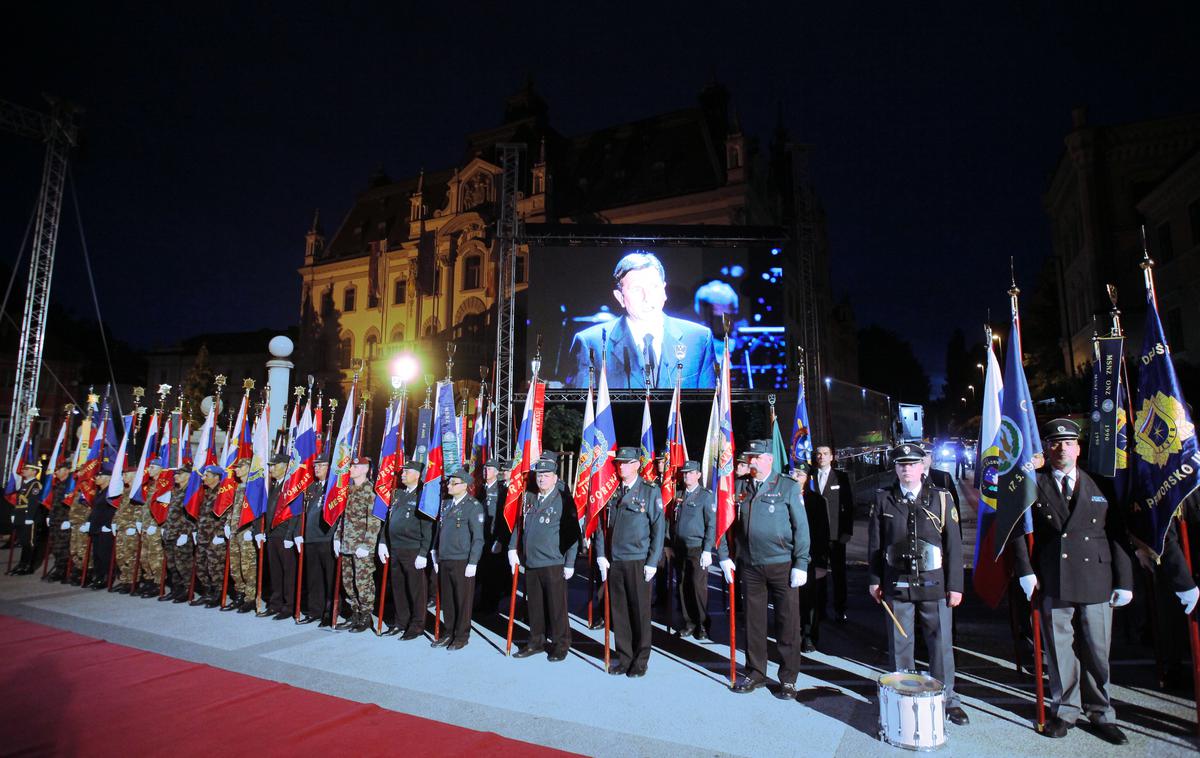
[
  {"xmin": 255, "ymin": 391, "xmax": 270, "ymax": 615},
  {"xmin": 725, "ymin": 323, "xmax": 737, "ymax": 689},
  {"xmin": 584, "ymin": 357, "xmax": 596, "ymax": 628}
]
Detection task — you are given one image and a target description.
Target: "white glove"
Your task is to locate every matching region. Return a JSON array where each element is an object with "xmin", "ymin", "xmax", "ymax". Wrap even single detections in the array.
[
  {"xmin": 700, "ymin": 551, "xmax": 713, "ymax": 569},
  {"xmin": 192, "ymin": 531, "xmax": 198, "ymax": 543},
  {"xmin": 564, "ymin": 567, "xmax": 574, "ymax": 580},
  {"xmin": 254, "ymin": 532, "xmax": 265, "ymax": 545},
  {"xmin": 213, "ymin": 536, "xmax": 225, "ymax": 545},
  {"xmin": 294, "ymin": 535, "xmax": 304, "ymax": 546},
  {"xmin": 378, "ymin": 543, "xmax": 390, "ymax": 562},
  {"xmin": 80, "ymin": 522, "xmax": 90, "ymax": 533},
  {"xmin": 1018, "ymin": 574, "xmax": 1037, "ymax": 601},
  {"xmin": 414, "ymin": 555, "xmax": 427, "ymax": 570},
  {"xmin": 490, "ymin": 540, "xmax": 501, "ymax": 554},
  {"xmin": 60, "ymin": 520, "xmax": 71, "ymax": 530},
  {"xmin": 790, "ymin": 568, "xmax": 807, "ymax": 588},
  {"xmin": 101, "ymin": 525, "xmax": 112, "ymax": 533},
  {"xmin": 1176, "ymin": 586, "xmax": 1199, "ymax": 615},
  {"xmin": 135, "ymin": 521, "xmax": 143, "ymax": 531},
  {"xmin": 643, "ymin": 565, "xmax": 657, "ymax": 582},
  {"xmin": 24, "ymin": 519, "xmax": 34, "ymax": 526},
  {"xmin": 283, "ymin": 539, "xmax": 294, "ymax": 549},
  {"xmin": 333, "ymin": 539, "xmax": 341, "ymax": 555},
  {"xmin": 431, "ymin": 550, "xmax": 439, "ymax": 573},
  {"xmin": 507, "ymin": 549, "xmax": 520, "ymax": 572},
  {"xmin": 465, "ymin": 564, "xmax": 477, "ymax": 578},
  {"xmin": 354, "ymin": 546, "xmax": 369, "ymax": 559},
  {"xmin": 125, "ymin": 527, "xmax": 136, "ymax": 536},
  {"xmin": 719, "ymin": 558, "xmax": 735, "ymax": 584},
  {"xmin": 1109, "ymin": 589, "xmax": 1133, "ymax": 607},
  {"xmin": 224, "ymin": 524, "xmax": 231, "ymax": 538},
  {"xmin": 596, "ymin": 556, "xmax": 610, "ymax": 581},
  {"xmin": 147, "ymin": 525, "xmax": 157, "ymax": 535},
  {"xmin": 175, "ymin": 534, "xmax": 188, "ymax": 547},
  {"xmin": 242, "ymin": 530, "xmax": 253, "ymax": 542}
]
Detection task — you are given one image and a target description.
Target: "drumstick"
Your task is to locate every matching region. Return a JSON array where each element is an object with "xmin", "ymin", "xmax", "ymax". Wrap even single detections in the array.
[{"xmin": 881, "ymin": 599, "xmax": 909, "ymax": 639}]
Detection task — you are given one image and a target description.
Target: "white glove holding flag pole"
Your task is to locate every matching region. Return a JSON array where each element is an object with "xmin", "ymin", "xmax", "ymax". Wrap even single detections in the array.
[
  {"xmin": 414, "ymin": 554, "xmax": 427, "ymax": 570},
  {"xmin": 135, "ymin": 521, "xmax": 143, "ymax": 532},
  {"xmin": 80, "ymin": 522, "xmax": 90, "ymax": 533},
  {"xmin": 212, "ymin": 535, "xmax": 225, "ymax": 545},
  {"xmin": 1109, "ymin": 589, "xmax": 1133, "ymax": 607},
  {"xmin": 1018, "ymin": 574, "xmax": 1037, "ymax": 601},
  {"xmin": 719, "ymin": 558, "xmax": 735, "ymax": 584},
  {"xmin": 24, "ymin": 519, "xmax": 34, "ymax": 526},
  {"xmin": 354, "ymin": 546, "xmax": 369, "ymax": 559},
  {"xmin": 643, "ymin": 565, "xmax": 657, "ymax": 582},
  {"xmin": 125, "ymin": 527, "xmax": 136, "ymax": 536},
  {"xmin": 101, "ymin": 525, "xmax": 112, "ymax": 533},
  {"xmin": 1177, "ymin": 586, "xmax": 1199, "ymax": 615},
  {"xmin": 224, "ymin": 524, "xmax": 231, "ymax": 539},
  {"xmin": 507, "ymin": 549, "xmax": 519, "ymax": 573},
  {"xmin": 789, "ymin": 568, "xmax": 807, "ymax": 588},
  {"xmin": 378, "ymin": 543, "xmax": 390, "ymax": 563},
  {"xmin": 699, "ymin": 551, "xmax": 713, "ymax": 569},
  {"xmin": 465, "ymin": 564, "xmax": 477, "ymax": 578},
  {"xmin": 147, "ymin": 525, "xmax": 157, "ymax": 535},
  {"xmin": 254, "ymin": 532, "xmax": 265, "ymax": 546},
  {"xmin": 563, "ymin": 567, "xmax": 574, "ymax": 580},
  {"xmin": 175, "ymin": 534, "xmax": 188, "ymax": 547},
  {"xmin": 242, "ymin": 531, "xmax": 253, "ymax": 542},
  {"xmin": 332, "ymin": 539, "xmax": 340, "ymax": 555},
  {"xmin": 61, "ymin": 521, "xmax": 71, "ymax": 530},
  {"xmin": 283, "ymin": 539, "xmax": 293, "ymax": 549},
  {"xmin": 431, "ymin": 550, "xmax": 438, "ymax": 573},
  {"xmin": 294, "ymin": 535, "xmax": 303, "ymax": 547},
  {"xmin": 596, "ymin": 556, "xmax": 610, "ymax": 581},
  {"xmin": 192, "ymin": 531, "xmax": 197, "ymax": 543}
]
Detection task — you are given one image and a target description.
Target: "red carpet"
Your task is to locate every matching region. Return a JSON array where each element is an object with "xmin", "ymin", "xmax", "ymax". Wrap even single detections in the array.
[{"xmin": 0, "ymin": 615, "xmax": 578, "ymax": 757}]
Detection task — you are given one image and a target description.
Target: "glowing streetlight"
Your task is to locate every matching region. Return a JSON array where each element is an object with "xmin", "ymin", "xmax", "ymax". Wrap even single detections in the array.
[{"xmin": 391, "ymin": 352, "xmax": 419, "ymax": 389}]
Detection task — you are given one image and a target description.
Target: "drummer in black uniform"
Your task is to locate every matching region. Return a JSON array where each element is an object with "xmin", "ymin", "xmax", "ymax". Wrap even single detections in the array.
[{"xmin": 867, "ymin": 443, "xmax": 968, "ymax": 726}]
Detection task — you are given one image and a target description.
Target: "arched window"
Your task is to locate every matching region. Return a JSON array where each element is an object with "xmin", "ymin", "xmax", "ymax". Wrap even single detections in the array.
[
  {"xmin": 338, "ymin": 332, "xmax": 353, "ymax": 367},
  {"xmin": 462, "ymin": 255, "xmax": 482, "ymax": 290},
  {"xmin": 390, "ymin": 324, "xmax": 405, "ymax": 344},
  {"xmin": 364, "ymin": 330, "xmax": 379, "ymax": 360},
  {"xmin": 343, "ymin": 285, "xmax": 357, "ymax": 313},
  {"xmin": 422, "ymin": 317, "xmax": 441, "ymax": 337}
]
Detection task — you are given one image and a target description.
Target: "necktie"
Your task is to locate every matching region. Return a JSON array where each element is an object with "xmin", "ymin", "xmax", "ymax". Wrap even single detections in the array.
[
  {"xmin": 643, "ymin": 334, "xmax": 656, "ymax": 380},
  {"xmin": 1061, "ymin": 475, "xmax": 1073, "ymax": 506}
]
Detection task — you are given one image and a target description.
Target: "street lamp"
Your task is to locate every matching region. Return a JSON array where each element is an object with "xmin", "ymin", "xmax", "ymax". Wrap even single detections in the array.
[
  {"xmin": 391, "ymin": 352, "xmax": 419, "ymax": 389},
  {"xmin": 967, "ymin": 384, "xmax": 975, "ymax": 400},
  {"xmin": 976, "ymin": 362, "xmax": 984, "ymax": 381}
]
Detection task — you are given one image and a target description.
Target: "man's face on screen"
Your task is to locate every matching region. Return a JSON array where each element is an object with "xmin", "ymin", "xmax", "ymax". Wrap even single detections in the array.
[{"xmin": 613, "ymin": 266, "xmax": 667, "ymax": 323}]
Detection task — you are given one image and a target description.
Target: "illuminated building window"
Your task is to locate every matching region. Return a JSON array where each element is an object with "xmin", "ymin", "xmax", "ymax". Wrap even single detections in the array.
[
  {"xmin": 463, "ymin": 255, "xmax": 482, "ymax": 290},
  {"xmin": 393, "ymin": 278, "xmax": 407, "ymax": 305},
  {"xmin": 343, "ymin": 286, "xmax": 357, "ymax": 312}
]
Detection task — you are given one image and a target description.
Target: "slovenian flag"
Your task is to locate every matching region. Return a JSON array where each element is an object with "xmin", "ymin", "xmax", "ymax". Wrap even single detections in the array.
[
  {"xmin": 4, "ymin": 423, "xmax": 33, "ymax": 506},
  {"xmin": 714, "ymin": 339, "xmax": 736, "ymax": 548},
  {"xmin": 573, "ymin": 382, "xmax": 596, "ymax": 521},
  {"xmin": 106, "ymin": 414, "xmax": 134, "ymax": 506},
  {"xmin": 129, "ymin": 412, "xmax": 160, "ymax": 504},
  {"xmin": 322, "ymin": 384, "xmax": 356, "ymax": 526},
  {"xmin": 77, "ymin": 402, "xmax": 109, "ymax": 506},
  {"xmin": 503, "ymin": 378, "xmax": 545, "ymax": 531},
  {"xmin": 661, "ymin": 382, "xmax": 686, "ymax": 516},
  {"xmin": 239, "ymin": 402, "xmax": 271, "ymax": 527},
  {"xmin": 638, "ymin": 395, "xmax": 656, "ymax": 482},
  {"xmin": 184, "ymin": 405, "xmax": 217, "ymax": 518},
  {"xmin": 276, "ymin": 400, "xmax": 315, "ymax": 524},
  {"xmin": 40, "ymin": 418, "xmax": 70, "ymax": 509},
  {"xmin": 213, "ymin": 395, "xmax": 249, "ymax": 517},
  {"xmin": 585, "ymin": 355, "xmax": 618, "ymax": 538},
  {"xmin": 470, "ymin": 393, "xmax": 489, "ymax": 496}
]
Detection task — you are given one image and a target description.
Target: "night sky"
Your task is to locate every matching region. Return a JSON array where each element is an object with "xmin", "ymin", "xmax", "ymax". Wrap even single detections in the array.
[{"xmin": 3, "ymin": 3, "xmax": 1198, "ymax": 394}]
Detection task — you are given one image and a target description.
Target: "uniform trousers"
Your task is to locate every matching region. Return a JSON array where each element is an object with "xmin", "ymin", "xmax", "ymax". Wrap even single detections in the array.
[
  {"xmin": 1039, "ymin": 594, "xmax": 1115, "ymax": 723},
  {"xmin": 819, "ymin": 541, "xmax": 848, "ymax": 615},
  {"xmin": 741, "ymin": 561, "xmax": 801, "ymax": 684},
  {"xmin": 339, "ymin": 552, "xmax": 375, "ymax": 614},
  {"xmin": 266, "ymin": 534, "xmax": 296, "ymax": 612},
  {"xmin": 609, "ymin": 559, "xmax": 653, "ymax": 670},
  {"xmin": 888, "ymin": 596, "xmax": 961, "ymax": 708},
  {"xmin": 525, "ymin": 565, "xmax": 570, "ymax": 655},
  {"xmin": 304, "ymin": 543, "xmax": 336, "ymax": 617},
  {"xmin": 673, "ymin": 546, "xmax": 708, "ymax": 631},
  {"xmin": 387, "ymin": 549, "xmax": 426, "ymax": 632},
  {"xmin": 438, "ymin": 559, "xmax": 475, "ymax": 642}
]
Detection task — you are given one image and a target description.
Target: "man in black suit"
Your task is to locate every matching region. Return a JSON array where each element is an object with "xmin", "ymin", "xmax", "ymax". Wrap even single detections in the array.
[
  {"xmin": 564, "ymin": 251, "xmax": 716, "ymax": 389},
  {"xmin": 812, "ymin": 445, "xmax": 855, "ymax": 621},
  {"xmin": 1011, "ymin": 419, "xmax": 1134, "ymax": 745}
]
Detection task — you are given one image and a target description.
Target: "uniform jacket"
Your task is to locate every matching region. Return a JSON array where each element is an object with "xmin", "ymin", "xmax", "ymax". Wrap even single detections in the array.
[
  {"xmin": 803, "ymin": 489, "xmax": 831, "ymax": 570},
  {"xmin": 867, "ymin": 481, "xmax": 962, "ymax": 601},
  {"xmin": 595, "ymin": 478, "xmax": 665, "ymax": 564},
  {"xmin": 511, "ymin": 489, "xmax": 580, "ymax": 569},
  {"xmin": 162, "ymin": 485, "xmax": 191, "ymax": 540},
  {"xmin": 481, "ymin": 480, "xmax": 506, "ymax": 545},
  {"xmin": 718, "ymin": 473, "xmax": 810, "ymax": 571},
  {"xmin": 669, "ymin": 485, "xmax": 716, "ymax": 551},
  {"xmin": 437, "ymin": 494, "xmax": 485, "ymax": 563},
  {"xmin": 225, "ymin": 484, "xmax": 262, "ymax": 536},
  {"xmin": 811, "ymin": 467, "xmax": 855, "ymax": 542},
  {"xmin": 1009, "ymin": 468, "xmax": 1133, "ymax": 605},
  {"xmin": 382, "ymin": 486, "xmax": 433, "ymax": 555},
  {"xmin": 265, "ymin": 482, "xmax": 297, "ymax": 539},
  {"xmin": 340, "ymin": 481, "xmax": 381, "ymax": 555},
  {"xmin": 302, "ymin": 479, "xmax": 336, "ymax": 543}
]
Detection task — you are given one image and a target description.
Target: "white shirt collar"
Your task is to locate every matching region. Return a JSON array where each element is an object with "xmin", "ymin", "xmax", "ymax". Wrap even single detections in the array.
[{"xmin": 1053, "ymin": 467, "xmax": 1076, "ymax": 484}]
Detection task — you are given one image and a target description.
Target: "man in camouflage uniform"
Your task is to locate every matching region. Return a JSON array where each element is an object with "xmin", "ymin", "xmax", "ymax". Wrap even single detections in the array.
[
  {"xmin": 111, "ymin": 470, "xmax": 141, "ymax": 592},
  {"xmin": 45, "ymin": 462, "xmax": 74, "ymax": 581},
  {"xmin": 159, "ymin": 465, "xmax": 194, "ymax": 602},
  {"xmin": 336, "ymin": 457, "xmax": 382, "ymax": 633},
  {"xmin": 132, "ymin": 462, "xmax": 167, "ymax": 597},
  {"xmin": 224, "ymin": 458, "xmax": 263, "ymax": 613},
  {"xmin": 8, "ymin": 462, "xmax": 43, "ymax": 575},
  {"xmin": 66, "ymin": 468, "xmax": 93, "ymax": 584},
  {"xmin": 191, "ymin": 465, "xmax": 226, "ymax": 608}
]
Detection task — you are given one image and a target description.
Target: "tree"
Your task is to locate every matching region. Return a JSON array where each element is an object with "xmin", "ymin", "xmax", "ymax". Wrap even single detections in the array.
[
  {"xmin": 180, "ymin": 344, "xmax": 213, "ymax": 427},
  {"xmin": 857, "ymin": 325, "xmax": 931, "ymax": 405},
  {"xmin": 543, "ymin": 405, "xmax": 582, "ymax": 452}
]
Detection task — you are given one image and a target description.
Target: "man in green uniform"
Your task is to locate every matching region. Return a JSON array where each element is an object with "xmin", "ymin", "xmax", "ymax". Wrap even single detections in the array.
[
  {"xmin": 160, "ymin": 464, "xmax": 194, "ymax": 602},
  {"xmin": 431, "ymin": 468, "xmax": 485, "ymax": 650},
  {"xmin": 378, "ymin": 461, "xmax": 432, "ymax": 639},
  {"xmin": 669, "ymin": 460, "xmax": 716, "ymax": 640}
]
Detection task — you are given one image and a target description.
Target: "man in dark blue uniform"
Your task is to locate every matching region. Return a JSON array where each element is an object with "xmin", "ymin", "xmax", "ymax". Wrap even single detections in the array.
[
  {"xmin": 1011, "ymin": 419, "xmax": 1133, "ymax": 744},
  {"xmin": 719, "ymin": 439, "xmax": 810, "ymax": 699},
  {"xmin": 669, "ymin": 460, "xmax": 716, "ymax": 640},
  {"xmin": 378, "ymin": 460, "xmax": 433, "ymax": 639},
  {"xmin": 595, "ymin": 446, "xmax": 665, "ymax": 677},
  {"xmin": 296, "ymin": 459, "xmax": 335, "ymax": 625}
]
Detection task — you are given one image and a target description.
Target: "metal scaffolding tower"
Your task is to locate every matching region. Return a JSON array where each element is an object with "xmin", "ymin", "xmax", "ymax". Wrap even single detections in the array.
[
  {"xmin": 1, "ymin": 97, "xmax": 78, "ymax": 468},
  {"xmin": 492, "ymin": 143, "xmax": 523, "ymax": 456},
  {"xmin": 791, "ymin": 144, "xmax": 826, "ymax": 443}
]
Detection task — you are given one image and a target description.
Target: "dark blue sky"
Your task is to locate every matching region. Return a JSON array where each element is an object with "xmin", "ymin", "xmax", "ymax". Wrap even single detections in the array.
[{"xmin": 3, "ymin": 3, "xmax": 1198, "ymax": 393}]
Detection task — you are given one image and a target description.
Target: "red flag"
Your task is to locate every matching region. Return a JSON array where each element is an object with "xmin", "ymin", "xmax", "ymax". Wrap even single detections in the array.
[
  {"xmin": 503, "ymin": 380, "xmax": 545, "ymax": 531},
  {"xmin": 714, "ymin": 339, "xmax": 736, "ymax": 547},
  {"xmin": 661, "ymin": 382, "xmax": 686, "ymax": 517},
  {"xmin": 585, "ymin": 360, "xmax": 619, "ymax": 538}
]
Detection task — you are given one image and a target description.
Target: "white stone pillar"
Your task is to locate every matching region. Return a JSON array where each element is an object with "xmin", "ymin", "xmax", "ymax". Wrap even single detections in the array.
[{"xmin": 266, "ymin": 335, "xmax": 295, "ymax": 436}]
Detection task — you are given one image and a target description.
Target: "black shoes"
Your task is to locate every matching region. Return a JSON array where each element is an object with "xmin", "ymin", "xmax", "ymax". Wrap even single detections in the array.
[
  {"xmin": 348, "ymin": 613, "xmax": 371, "ymax": 633},
  {"xmin": 1042, "ymin": 716, "xmax": 1072, "ymax": 738},
  {"xmin": 401, "ymin": 629, "xmax": 424, "ymax": 640},
  {"xmin": 381, "ymin": 625, "xmax": 402, "ymax": 637},
  {"xmin": 272, "ymin": 611, "xmax": 292, "ymax": 621},
  {"xmin": 732, "ymin": 675, "xmax": 765, "ymax": 693},
  {"xmin": 113, "ymin": 583, "xmax": 132, "ymax": 595},
  {"xmin": 676, "ymin": 625, "xmax": 695, "ymax": 638},
  {"xmin": 626, "ymin": 666, "xmax": 646, "ymax": 678},
  {"xmin": 334, "ymin": 614, "xmax": 357, "ymax": 630},
  {"xmin": 692, "ymin": 627, "xmax": 708, "ymax": 641},
  {"xmin": 513, "ymin": 645, "xmax": 542, "ymax": 659},
  {"xmin": 1092, "ymin": 722, "xmax": 1128, "ymax": 745},
  {"xmin": 801, "ymin": 638, "xmax": 817, "ymax": 653},
  {"xmin": 430, "ymin": 635, "xmax": 452, "ymax": 648},
  {"xmin": 946, "ymin": 706, "xmax": 969, "ymax": 726},
  {"xmin": 775, "ymin": 682, "xmax": 798, "ymax": 700},
  {"xmin": 547, "ymin": 651, "xmax": 567, "ymax": 662},
  {"xmin": 255, "ymin": 608, "xmax": 274, "ymax": 618},
  {"xmin": 447, "ymin": 639, "xmax": 468, "ymax": 651},
  {"xmin": 607, "ymin": 663, "xmax": 628, "ymax": 676},
  {"xmin": 297, "ymin": 614, "xmax": 320, "ymax": 625}
]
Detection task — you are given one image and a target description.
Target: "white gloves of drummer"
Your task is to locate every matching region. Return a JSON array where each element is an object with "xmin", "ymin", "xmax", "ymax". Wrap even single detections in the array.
[
  {"xmin": 699, "ymin": 551, "xmax": 713, "ymax": 569},
  {"xmin": 596, "ymin": 556, "xmax": 610, "ymax": 581},
  {"xmin": 563, "ymin": 567, "xmax": 574, "ymax": 580},
  {"xmin": 1018, "ymin": 574, "xmax": 1037, "ymax": 601},
  {"xmin": 643, "ymin": 565, "xmax": 657, "ymax": 583},
  {"xmin": 465, "ymin": 563, "xmax": 477, "ymax": 578},
  {"xmin": 377, "ymin": 543, "xmax": 390, "ymax": 563},
  {"xmin": 1109, "ymin": 589, "xmax": 1132, "ymax": 608},
  {"xmin": 719, "ymin": 558, "xmax": 735, "ymax": 584},
  {"xmin": 789, "ymin": 568, "xmax": 807, "ymax": 588},
  {"xmin": 60, "ymin": 520, "xmax": 71, "ymax": 530},
  {"xmin": 414, "ymin": 554, "xmax": 427, "ymax": 570},
  {"xmin": 507, "ymin": 549, "xmax": 519, "ymax": 572},
  {"xmin": 175, "ymin": 534, "xmax": 188, "ymax": 547},
  {"xmin": 1176, "ymin": 586, "xmax": 1199, "ymax": 615}
]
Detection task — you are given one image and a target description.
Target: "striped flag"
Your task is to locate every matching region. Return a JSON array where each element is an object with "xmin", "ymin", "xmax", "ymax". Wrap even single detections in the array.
[
  {"xmin": 372, "ymin": 398, "xmax": 403, "ymax": 521},
  {"xmin": 584, "ymin": 358, "xmax": 618, "ymax": 538},
  {"xmin": 40, "ymin": 418, "xmax": 69, "ymax": 509},
  {"xmin": 322, "ymin": 384, "xmax": 357, "ymax": 526},
  {"xmin": 993, "ymin": 293, "xmax": 1042, "ymax": 557},
  {"xmin": 504, "ymin": 379, "xmax": 545, "ymax": 531},
  {"xmin": 184, "ymin": 406, "xmax": 216, "ymax": 518},
  {"xmin": 276, "ymin": 400, "xmax": 316, "ymax": 525},
  {"xmin": 638, "ymin": 396, "xmax": 656, "ymax": 482},
  {"xmin": 661, "ymin": 382, "xmax": 686, "ymax": 515},
  {"xmin": 714, "ymin": 340, "xmax": 736, "ymax": 547},
  {"xmin": 239, "ymin": 402, "xmax": 271, "ymax": 527},
  {"xmin": 573, "ymin": 382, "xmax": 596, "ymax": 520},
  {"xmin": 417, "ymin": 382, "xmax": 455, "ymax": 520}
]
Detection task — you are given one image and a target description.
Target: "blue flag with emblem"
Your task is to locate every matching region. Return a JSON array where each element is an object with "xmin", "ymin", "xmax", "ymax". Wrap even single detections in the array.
[
  {"xmin": 1129, "ymin": 273, "xmax": 1199, "ymax": 557},
  {"xmin": 993, "ymin": 292, "xmax": 1042, "ymax": 559}
]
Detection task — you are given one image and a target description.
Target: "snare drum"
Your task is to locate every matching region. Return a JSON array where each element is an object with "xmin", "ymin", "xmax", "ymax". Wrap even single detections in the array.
[{"xmin": 877, "ymin": 670, "xmax": 946, "ymax": 751}]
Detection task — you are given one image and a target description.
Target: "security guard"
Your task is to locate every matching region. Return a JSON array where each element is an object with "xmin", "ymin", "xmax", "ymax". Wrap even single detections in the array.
[
  {"xmin": 595, "ymin": 446, "xmax": 664, "ymax": 677},
  {"xmin": 1012, "ymin": 419, "xmax": 1133, "ymax": 744},
  {"xmin": 812, "ymin": 444, "xmax": 855, "ymax": 622},
  {"xmin": 719, "ymin": 439, "xmax": 810, "ymax": 699},
  {"xmin": 378, "ymin": 460, "xmax": 432, "ymax": 639},
  {"xmin": 431, "ymin": 468, "xmax": 485, "ymax": 650},
  {"xmin": 669, "ymin": 460, "xmax": 716, "ymax": 640},
  {"xmin": 509, "ymin": 458, "xmax": 580, "ymax": 661},
  {"xmin": 260, "ymin": 453, "xmax": 296, "ymax": 619},
  {"xmin": 867, "ymin": 443, "xmax": 968, "ymax": 725}
]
